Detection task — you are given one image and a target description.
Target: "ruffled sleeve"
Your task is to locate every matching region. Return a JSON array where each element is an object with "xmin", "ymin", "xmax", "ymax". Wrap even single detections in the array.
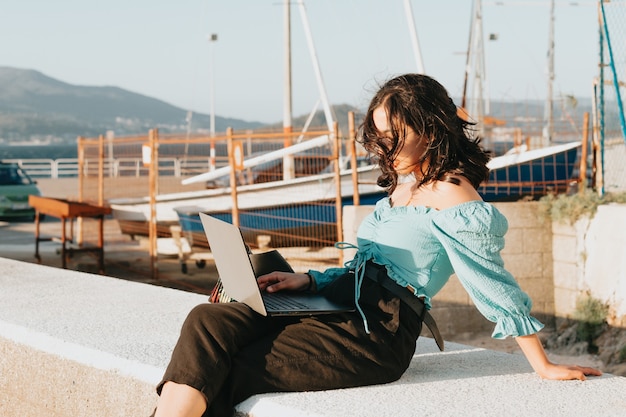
[{"xmin": 431, "ymin": 202, "xmax": 544, "ymax": 339}]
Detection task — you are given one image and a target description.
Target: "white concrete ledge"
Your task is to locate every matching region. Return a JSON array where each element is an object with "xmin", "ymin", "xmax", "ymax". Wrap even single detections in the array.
[
  {"xmin": 1, "ymin": 257, "xmax": 625, "ymax": 417},
  {"xmin": 0, "ymin": 257, "xmax": 205, "ymax": 416}
]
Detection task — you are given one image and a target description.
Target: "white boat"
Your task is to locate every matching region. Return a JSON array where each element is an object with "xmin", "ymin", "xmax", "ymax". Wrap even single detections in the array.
[
  {"xmin": 111, "ymin": 164, "xmax": 382, "ymax": 222},
  {"xmin": 480, "ymin": 141, "xmax": 582, "ymax": 201},
  {"xmin": 110, "ymin": 139, "xmax": 581, "ymax": 225}
]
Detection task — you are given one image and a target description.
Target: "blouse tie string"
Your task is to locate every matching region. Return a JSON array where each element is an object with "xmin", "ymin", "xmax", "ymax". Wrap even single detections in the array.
[{"xmin": 334, "ymin": 242, "xmax": 370, "ymax": 334}]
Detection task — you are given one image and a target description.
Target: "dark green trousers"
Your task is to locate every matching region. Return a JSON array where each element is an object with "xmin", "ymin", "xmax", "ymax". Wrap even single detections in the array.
[{"xmin": 156, "ymin": 273, "xmax": 423, "ymax": 417}]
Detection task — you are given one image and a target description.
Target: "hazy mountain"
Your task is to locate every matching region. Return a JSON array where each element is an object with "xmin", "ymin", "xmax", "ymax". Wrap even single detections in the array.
[
  {"xmin": 0, "ymin": 66, "xmax": 602, "ymax": 147},
  {"xmin": 0, "ymin": 66, "xmax": 264, "ymax": 144}
]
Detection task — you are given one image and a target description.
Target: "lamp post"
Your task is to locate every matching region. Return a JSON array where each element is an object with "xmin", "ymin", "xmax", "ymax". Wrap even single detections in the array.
[{"xmin": 208, "ymin": 33, "xmax": 218, "ymax": 170}]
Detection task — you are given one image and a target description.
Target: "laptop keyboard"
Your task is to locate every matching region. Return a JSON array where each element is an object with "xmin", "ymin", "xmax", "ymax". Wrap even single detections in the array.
[{"xmin": 263, "ymin": 292, "xmax": 312, "ymax": 310}]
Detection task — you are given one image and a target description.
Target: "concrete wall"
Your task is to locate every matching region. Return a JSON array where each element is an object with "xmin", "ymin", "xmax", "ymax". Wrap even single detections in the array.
[
  {"xmin": 0, "ymin": 259, "xmax": 207, "ymax": 417},
  {"xmin": 552, "ymin": 203, "xmax": 626, "ymax": 327}
]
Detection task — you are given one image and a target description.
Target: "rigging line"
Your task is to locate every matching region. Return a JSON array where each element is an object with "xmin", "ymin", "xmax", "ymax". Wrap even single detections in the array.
[
  {"xmin": 403, "ymin": 0, "xmax": 425, "ymax": 74},
  {"xmin": 296, "ymin": 0, "xmax": 335, "ymax": 133},
  {"xmin": 600, "ymin": 0, "xmax": 626, "ymax": 143}
]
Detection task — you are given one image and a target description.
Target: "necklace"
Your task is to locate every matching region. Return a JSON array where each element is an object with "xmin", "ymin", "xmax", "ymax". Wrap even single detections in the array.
[{"xmin": 392, "ymin": 182, "xmax": 420, "ymax": 207}]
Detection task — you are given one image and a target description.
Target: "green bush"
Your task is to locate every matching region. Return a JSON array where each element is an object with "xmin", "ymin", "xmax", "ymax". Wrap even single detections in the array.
[
  {"xmin": 572, "ymin": 294, "xmax": 609, "ymax": 353},
  {"xmin": 539, "ymin": 190, "xmax": 626, "ymax": 225},
  {"xmin": 573, "ymin": 295, "xmax": 609, "ymax": 325}
]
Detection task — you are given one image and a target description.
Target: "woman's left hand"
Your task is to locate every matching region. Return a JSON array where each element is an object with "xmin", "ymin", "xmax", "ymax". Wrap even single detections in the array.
[
  {"xmin": 516, "ymin": 334, "xmax": 602, "ymax": 380},
  {"xmin": 257, "ymin": 272, "xmax": 312, "ymax": 293},
  {"xmin": 538, "ymin": 363, "xmax": 603, "ymax": 381}
]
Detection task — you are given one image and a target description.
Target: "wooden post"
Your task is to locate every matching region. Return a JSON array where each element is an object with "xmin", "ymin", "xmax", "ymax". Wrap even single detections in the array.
[
  {"xmin": 210, "ymin": 136, "xmax": 216, "ymax": 172},
  {"xmin": 98, "ymin": 134, "xmax": 105, "ymax": 206},
  {"xmin": 148, "ymin": 129, "xmax": 159, "ymax": 279},
  {"xmin": 77, "ymin": 136, "xmax": 84, "ymax": 203},
  {"xmin": 61, "ymin": 217, "xmax": 68, "ymax": 268},
  {"xmin": 77, "ymin": 136, "xmax": 86, "ymax": 244},
  {"xmin": 591, "ymin": 83, "xmax": 600, "ymax": 193},
  {"xmin": 348, "ymin": 111, "xmax": 360, "ymax": 206},
  {"xmin": 333, "ymin": 122, "xmax": 344, "ymax": 265},
  {"xmin": 579, "ymin": 112, "xmax": 590, "ymax": 193},
  {"xmin": 226, "ymin": 127, "xmax": 240, "ymax": 228}
]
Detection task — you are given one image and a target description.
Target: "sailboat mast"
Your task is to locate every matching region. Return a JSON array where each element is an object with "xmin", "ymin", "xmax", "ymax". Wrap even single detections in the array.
[
  {"xmin": 465, "ymin": 0, "xmax": 486, "ymax": 141},
  {"xmin": 283, "ymin": 1, "xmax": 292, "ymax": 133},
  {"xmin": 296, "ymin": 0, "xmax": 334, "ymax": 132},
  {"xmin": 403, "ymin": 0, "xmax": 425, "ymax": 74},
  {"xmin": 282, "ymin": 1, "xmax": 295, "ymax": 181},
  {"xmin": 461, "ymin": 0, "xmax": 477, "ymax": 110},
  {"xmin": 543, "ymin": 0, "xmax": 555, "ymax": 146}
]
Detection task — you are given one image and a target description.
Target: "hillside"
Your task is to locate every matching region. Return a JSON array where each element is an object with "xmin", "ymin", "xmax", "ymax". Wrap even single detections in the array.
[
  {"xmin": 0, "ymin": 67, "xmax": 264, "ymax": 144},
  {"xmin": 0, "ymin": 66, "xmax": 601, "ymax": 147}
]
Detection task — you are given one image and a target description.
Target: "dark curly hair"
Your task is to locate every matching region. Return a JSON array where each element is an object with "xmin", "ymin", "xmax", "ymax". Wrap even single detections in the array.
[{"xmin": 359, "ymin": 74, "xmax": 490, "ymax": 194}]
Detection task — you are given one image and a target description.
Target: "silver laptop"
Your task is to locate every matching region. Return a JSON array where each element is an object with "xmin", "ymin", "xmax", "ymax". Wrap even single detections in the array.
[{"xmin": 199, "ymin": 213, "xmax": 354, "ymax": 316}]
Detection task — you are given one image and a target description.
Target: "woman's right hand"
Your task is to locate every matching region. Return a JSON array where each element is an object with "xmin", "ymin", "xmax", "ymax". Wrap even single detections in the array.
[{"xmin": 257, "ymin": 272, "xmax": 313, "ymax": 293}]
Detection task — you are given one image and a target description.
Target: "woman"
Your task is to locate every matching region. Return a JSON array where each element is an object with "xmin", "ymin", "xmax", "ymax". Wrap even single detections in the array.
[{"xmin": 153, "ymin": 74, "xmax": 601, "ymax": 417}]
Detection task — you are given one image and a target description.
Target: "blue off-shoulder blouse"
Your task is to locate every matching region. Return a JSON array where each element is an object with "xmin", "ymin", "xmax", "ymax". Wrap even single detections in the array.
[{"xmin": 308, "ymin": 197, "xmax": 544, "ymax": 339}]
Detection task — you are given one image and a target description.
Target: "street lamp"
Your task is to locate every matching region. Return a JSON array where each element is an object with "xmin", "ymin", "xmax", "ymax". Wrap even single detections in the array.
[
  {"xmin": 208, "ymin": 33, "xmax": 218, "ymax": 170},
  {"xmin": 208, "ymin": 33, "xmax": 218, "ymax": 137}
]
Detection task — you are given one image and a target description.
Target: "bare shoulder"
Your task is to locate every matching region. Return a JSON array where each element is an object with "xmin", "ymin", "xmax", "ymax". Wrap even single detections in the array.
[{"xmin": 430, "ymin": 177, "xmax": 483, "ymax": 210}]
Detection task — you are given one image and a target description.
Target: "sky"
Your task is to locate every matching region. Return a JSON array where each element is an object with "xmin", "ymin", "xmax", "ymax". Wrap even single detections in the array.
[{"xmin": 1, "ymin": 0, "xmax": 600, "ymax": 124}]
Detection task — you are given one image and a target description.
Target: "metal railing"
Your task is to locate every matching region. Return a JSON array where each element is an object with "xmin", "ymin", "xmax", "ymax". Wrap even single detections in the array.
[
  {"xmin": 4, "ymin": 158, "xmax": 79, "ymax": 178},
  {"xmin": 5, "ymin": 156, "xmax": 226, "ymax": 179}
]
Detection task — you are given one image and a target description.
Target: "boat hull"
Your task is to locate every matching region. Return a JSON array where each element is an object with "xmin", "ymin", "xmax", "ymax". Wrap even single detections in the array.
[
  {"xmin": 479, "ymin": 141, "xmax": 581, "ymax": 201},
  {"xmin": 174, "ymin": 191, "xmax": 385, "ymax": 248},
  {"xmin": 111, "ymin": 165, "xmax": 385, "ymax": 242}
]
